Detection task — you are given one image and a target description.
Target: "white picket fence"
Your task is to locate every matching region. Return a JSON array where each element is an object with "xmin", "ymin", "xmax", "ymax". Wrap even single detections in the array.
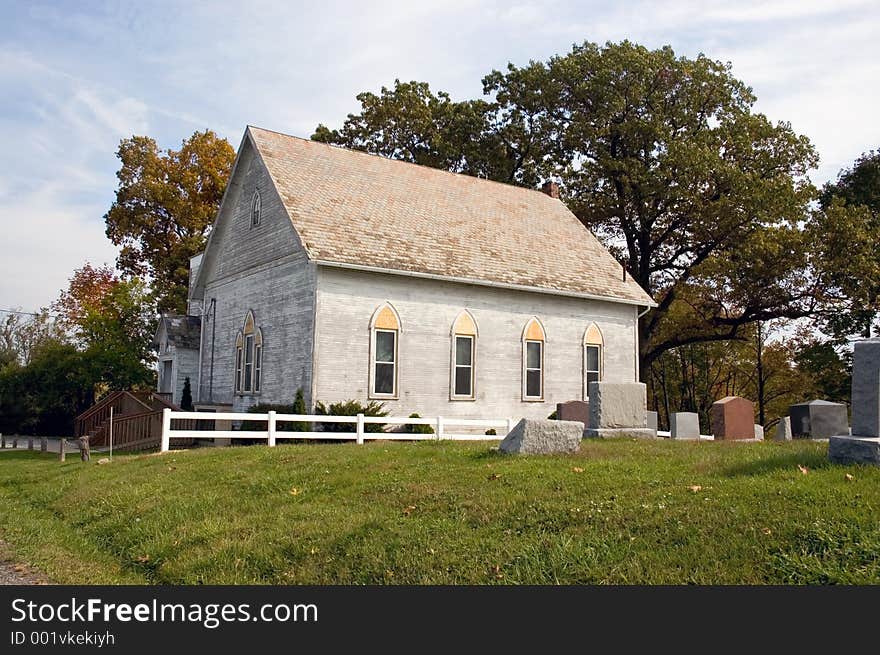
[{"xmin": 160, "ymin": 408, "xmax": 513, "ymax": 452}]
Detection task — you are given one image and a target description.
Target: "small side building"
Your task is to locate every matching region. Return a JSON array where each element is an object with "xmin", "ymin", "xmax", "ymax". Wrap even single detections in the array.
[{"xmin": 153, "ymin": 315, "xmax": 201, "ymax": 407}]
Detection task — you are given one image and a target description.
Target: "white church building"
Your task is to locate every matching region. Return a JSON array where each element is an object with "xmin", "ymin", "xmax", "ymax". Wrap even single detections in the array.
[{"xmin": 156, "ymin": 126, "xmax": 655, "ymax": 421}]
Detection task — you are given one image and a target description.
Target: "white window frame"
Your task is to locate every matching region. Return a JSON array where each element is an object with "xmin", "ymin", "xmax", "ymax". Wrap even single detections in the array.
[
  {"xmin": 251, "ymin": 190, "xmax": 262, "ymax": 227},
  {"xmin": 523, "ymin": 339, "xmax": 544, "ymax": 401},
  {"xmin": 234, "ymin": 341, "xmax": 243, "ymax": 393},
  {"xmin": 370, "ymin": 328, "xmax": 398, "ymax": 399},
  {"xmin": 584, "ymin": 343, "xmax": 602, "ymax": 400},
  {"xmin": 451, "ymin": 334, "xmax": 475, "ymax": 400},
  {"xmin": 254, "ymin": 344, "xmax": 262, "ymax": 393}
]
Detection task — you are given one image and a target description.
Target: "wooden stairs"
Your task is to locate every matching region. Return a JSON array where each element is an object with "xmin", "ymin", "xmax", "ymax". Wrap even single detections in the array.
[{"xmin": 74, "ymin": 391, "xmax": 197, "ymax": 453}]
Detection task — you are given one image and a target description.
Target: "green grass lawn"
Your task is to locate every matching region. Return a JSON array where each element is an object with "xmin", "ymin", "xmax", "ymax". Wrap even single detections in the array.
[{"xmin": 0, "ymin": 439, "xmax": 878, "ymax": 584}]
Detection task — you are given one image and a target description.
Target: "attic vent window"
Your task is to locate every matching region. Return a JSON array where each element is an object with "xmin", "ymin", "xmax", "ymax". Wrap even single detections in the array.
[{"xmin": 251, "ymin": 191, "xmax": 262, "ymax": 227}]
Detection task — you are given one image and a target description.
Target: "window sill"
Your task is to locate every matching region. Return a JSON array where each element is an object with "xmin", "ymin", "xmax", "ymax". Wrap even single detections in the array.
[
  {"xmin": 449, "ymin": 396, "xmax": 476, "ymax": 402},
  {"xmin": 521, "ymin": 397, "xmax": 545, "ymax": 403},
  {"xmin": 368, "ymin": 394, "xmax": 398, "ymax": 401}
]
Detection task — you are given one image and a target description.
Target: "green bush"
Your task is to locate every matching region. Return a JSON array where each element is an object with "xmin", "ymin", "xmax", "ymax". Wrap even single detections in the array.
[
  {"xmin": 180, "ymin": 377, "xmax": 194, "ymax": 411},
  {"xmin": 485, "ymin": 428, "xmax": 497, "ymax": 435},
  {"xmin": 404, "ymin": 413, "xmax": 434, "ymax": 434},
  {"xmin": 314, "ymin": 399, "xmax": 388, "ymax": 432},
  {"xmin": 240, "ymin": 405, "xmax": 308, "ymax": 433},
  {"xmin": 547, "ymin": 410, "xmax": 558, "ymax": 420}
]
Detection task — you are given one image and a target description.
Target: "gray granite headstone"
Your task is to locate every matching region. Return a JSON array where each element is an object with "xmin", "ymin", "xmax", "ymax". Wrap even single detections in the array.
[
  {"xmin": 829, "ymin": 339, "xmax": 880, "ymax": 465},
  {"xmin": 851, "ymin": 339, "xmax": 880, "ymax": 438},
  {"xmin": 499, "ymin": 418, "xmax": 584, "ymax": 454},
  {"xmin": 774, "ymin": 417, "xmax": 792, "ymax": 441},
  {"xmin": 585, "ymin": 382, "xmax": 655, "ymax": 439},
  {"xmin": 754, "ymin": 424, "xmax": 764, "ymax": 440},
  {"xmin": 670, "ymin": 412, "xmax": 700, "ymax": 440},
  {"xmin": 647, "ymin": 411, "xmax": 658, "ymax": 432},
  {"xmin": 789, "ymin": 400, "xmax": 849, "ymax": 439}
]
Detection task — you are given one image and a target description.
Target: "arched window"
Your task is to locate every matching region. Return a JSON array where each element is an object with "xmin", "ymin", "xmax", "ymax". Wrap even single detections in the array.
[
  {"xmin": 370, "ymin": 303, "xmax": 400, "ymax": 398},
  {"xmin": 235, "ymin": 311, "xmax": 262, "ymax": 394},
  {"xmin": 584, "ymin": 323, "xmax": 603, "ymax": 400},
  {"xmin": 522, "ymin": 318, "xmax": 546, "ymax": 401},
  {"xmin": 451, "ymin": 310, "xmax": 478, "ymax": 399},
  {"xmin": 251, "ymin": 190, "xmax": 262, "ymax": 227}
]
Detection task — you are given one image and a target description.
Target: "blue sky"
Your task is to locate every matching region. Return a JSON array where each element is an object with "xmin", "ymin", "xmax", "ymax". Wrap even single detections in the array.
[{"xmin": 1, "ymin": 0, "xmax": 878, "ymax": 311}]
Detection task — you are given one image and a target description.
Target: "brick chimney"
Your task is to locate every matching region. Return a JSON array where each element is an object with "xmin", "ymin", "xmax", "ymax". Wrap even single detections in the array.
[{"xmin": 541, "ymin": 181, "xmax": 560, "ymax": 199}]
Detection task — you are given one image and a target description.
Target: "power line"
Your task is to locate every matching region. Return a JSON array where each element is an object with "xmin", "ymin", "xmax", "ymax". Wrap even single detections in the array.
[{"xmin": 0, "ymin": 308, "xmax": 58, "ymax": 318}]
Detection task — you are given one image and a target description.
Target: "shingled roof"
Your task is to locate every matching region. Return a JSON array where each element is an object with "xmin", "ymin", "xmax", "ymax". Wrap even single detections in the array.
[
  {"xmin": 153, "ymin": 315, "xmax": 201, "ymax": 350},
  {"xmin": 248, "ymin": 126, "xmax": 655, "ymax": 306}
]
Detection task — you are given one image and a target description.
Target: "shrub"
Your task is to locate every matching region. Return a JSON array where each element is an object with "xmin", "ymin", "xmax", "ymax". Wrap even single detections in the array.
[
  {"xmin": 547, "ymin": 410, "xmax": 558, "ymax": 420},
  {"xmin": 290, "ymin": 388, "xmax": 311, "ymax": 432},
  {"xmin": 485, "ymin": 428, "xmax": 497, "ymax": 435},
  {"xmin": 314, "ymin": 399, "xmax": 388, "ymax": 432},
  {"xmin": 404, "ymin": 413, "xmax": 434, "ymax": 434},
  {"xmin": 241, "ymin": 401, "xmax": 310, "ymax": 432},
  {"xmin": 180, "ymin": 377, "xmax": 194, "ymax": 411}
]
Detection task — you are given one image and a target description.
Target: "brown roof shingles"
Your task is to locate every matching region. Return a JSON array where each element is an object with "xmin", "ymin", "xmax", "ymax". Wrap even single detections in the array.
[{"xmin": 248, "ymin": 126, "xmax": 655, "ymax": 306}]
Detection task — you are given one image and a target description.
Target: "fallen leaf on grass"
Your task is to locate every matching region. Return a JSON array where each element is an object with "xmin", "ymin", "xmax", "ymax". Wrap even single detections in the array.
[
  {"xmin": 688, "ymin": 485, "xmax": 702, "ymax": 493},
  {"xmin": 845, "ymin": 473, "xmax": 854, "ymax": 481},
  {"xmin": 572, "ymin": 467, "xmax": 584, "ymax": 473},
  {"xmin": 289, "ymin": 487, "xmax": 300, "ymax": 496},
  {"xmin": 797, "ymin": 465, "xmax": 809, "ymax": 475},
  {"xmin": 402, "ymin": 505, "xmax": 416, "ymax": 516},
  {"xmin": 762, "ymin": 527, "xmax": 772, "ymax": 535},
  {"xmin": 487, "ymin": 473, "xmax": 502, "ymax": 481},
  {"xmin": 491, "ymin": 565, "xmax": 503, "ymax": 579},
  {"xmin": 135, "ymin": 555, "xmax": 150, "ymax": 564}
]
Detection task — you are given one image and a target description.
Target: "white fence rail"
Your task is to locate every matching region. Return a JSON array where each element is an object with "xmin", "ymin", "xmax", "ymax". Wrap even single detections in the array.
[{"xmin": 160, "ymin": 408, "xmax": 514, "ymax": 452}]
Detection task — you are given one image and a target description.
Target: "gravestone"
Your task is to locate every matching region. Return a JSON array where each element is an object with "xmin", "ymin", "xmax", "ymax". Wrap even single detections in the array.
[
  {"xmin": 829, "ymin": 339, "xmax": 880, "ymax": 465},
  {"xmin": 789, "ymin": 400, "xmax": 849, "ymax": 439},
  {"xmin": 40, "ymin": 437, "xmax": 47, "ymax": 452},
  {"xmin": 12, "ymin": 437, "xmax": 18, "ymax": 448},
  {"xmin": 670, "ymin": 412, "xmax": 700, "ymax": 440},
  {"xmin": 78, "ymin": 436, "xmax": 90, "ymax": 462},
  {"xmin": 774, "ymin": 417, "xmax": 792, "ymax": 441},
  {"xmin": 710, "ymin": 396, "xmax": 755, "ymax": 440},
  {"xmin": 585, "ymin": 382, "xmax": 655, "ymax": 439},
  {"xmin": 499, "ymin": 418, "xmax": 583, "ymax": 454},
  {"xmin": 557, "ymin": 401, "xmax": 589, "ymax": 426},
  {"xmin": 754, "ymin": 424, "xmax": 764, "ymax": 440},
  {"xmin": 647, "ymin": 411, "xmax": 658, "ymax": 432}
]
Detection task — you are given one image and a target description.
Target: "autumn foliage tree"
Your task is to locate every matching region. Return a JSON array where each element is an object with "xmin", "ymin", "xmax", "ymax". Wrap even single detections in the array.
[
  {"xmin": 52, "ymin": 263, "xmax": 156, "ymax": 391},
  {"xmin": 104, "ymin": 130, "xmax": 235, "ymax": 314}
]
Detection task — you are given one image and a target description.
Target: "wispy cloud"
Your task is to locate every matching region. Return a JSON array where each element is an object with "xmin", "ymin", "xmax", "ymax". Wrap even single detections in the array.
[{"xmin": 1, "ymin": 0, "xmax": 878, "ymax": 309}]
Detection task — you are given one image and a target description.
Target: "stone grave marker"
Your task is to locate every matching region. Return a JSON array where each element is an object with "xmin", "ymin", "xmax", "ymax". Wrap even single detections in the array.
[
  {"xmin": 585, "ymin": 382, "xmax": 655, "ymax": 439},
  {"xmin": 710, "ymin": 396, "xmax": 755, "ymax": 440},
  {"xmin": 789, "ymin": 400, "xmax": 848, "ymax": 439},
  {"xmin": 499, "ymin": 418, "xmax": 583, "ymax": 454},
  {"xmin": 829, "ymin": 339, "xmax": 880, "ymax": 465},
  {"xmin": 670, "ymin": 412, "xmax": 700, "ymax": 440}
]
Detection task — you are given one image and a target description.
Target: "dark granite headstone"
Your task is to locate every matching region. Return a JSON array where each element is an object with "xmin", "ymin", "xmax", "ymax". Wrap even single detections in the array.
[{"xmin": 789, "ymin": 400, "xmax": 848, "ymax": 439}]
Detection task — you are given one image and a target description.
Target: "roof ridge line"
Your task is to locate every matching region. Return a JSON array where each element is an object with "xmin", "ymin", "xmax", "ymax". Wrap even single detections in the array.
[{"xmin": 246, "ymin": 124, "xmax": 557, "ymax": 198}]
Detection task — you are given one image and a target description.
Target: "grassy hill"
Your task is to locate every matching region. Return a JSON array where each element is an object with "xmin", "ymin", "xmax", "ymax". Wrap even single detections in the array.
[{"xmin": 0, "ymin": 439, "xmax": 878, "ymax": 584}]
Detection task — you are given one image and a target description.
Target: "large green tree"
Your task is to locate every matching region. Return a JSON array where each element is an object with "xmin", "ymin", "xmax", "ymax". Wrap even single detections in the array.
[
  {"xmin": 104, "ymin": 130, "xmax": 235, "ymax": 314},
  {"xmin": 313, "ymin": 80, "xmax": 542, "ymax": 186},
  {"xmin": 314, "ymin": 41, "xmax": 824, "ymax": 375},
  {"xmin": 814, "ymin": 149, "xmax": 880, "ymax": 339}
]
